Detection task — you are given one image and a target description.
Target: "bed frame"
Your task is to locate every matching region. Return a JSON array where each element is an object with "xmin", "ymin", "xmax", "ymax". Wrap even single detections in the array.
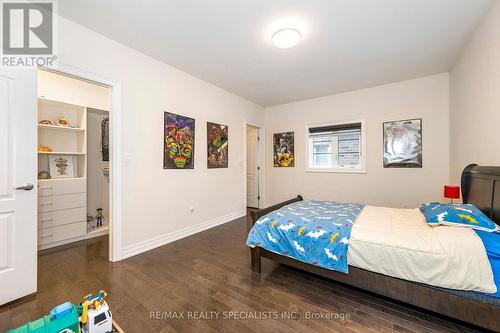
[{"xmin": 249, "ymin": 164, "xmax": 500, "ymax": 332}]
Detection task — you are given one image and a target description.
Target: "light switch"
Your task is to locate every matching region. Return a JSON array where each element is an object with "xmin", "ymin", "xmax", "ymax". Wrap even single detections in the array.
[{"xmin": 123, "ymin": 153, "xmax": 132, "ymax": 163}]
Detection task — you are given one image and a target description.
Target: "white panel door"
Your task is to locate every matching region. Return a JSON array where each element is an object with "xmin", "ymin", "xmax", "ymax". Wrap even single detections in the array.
[
  {"xmin": 0, "ymin": 68, "xmax": 37, "ymax": 305},
  {"xmin": 246, "ymin": 126, "xmax": 259, "ymax": 208}
]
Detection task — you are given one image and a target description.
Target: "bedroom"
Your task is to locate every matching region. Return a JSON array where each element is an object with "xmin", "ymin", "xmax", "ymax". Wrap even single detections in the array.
[{"xmin": 1, "ymin": 0, "xmax": 500, "ymax": 332}]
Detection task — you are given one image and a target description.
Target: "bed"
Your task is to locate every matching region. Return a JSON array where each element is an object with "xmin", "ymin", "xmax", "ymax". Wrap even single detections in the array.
[{"xmin": 248, "ymin": 164, "xmax": 500, "ymax": 332}]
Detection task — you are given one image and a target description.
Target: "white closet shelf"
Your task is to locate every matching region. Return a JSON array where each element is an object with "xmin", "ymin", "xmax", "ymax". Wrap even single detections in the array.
[
  {"xmin": 38, "ymin": 124, "xmax": 85, "ymax": 132},
  {"xmin": 38, "ymin": 151, "xmax": 85, "ymax": 155},
  {"xmin": 38, "ymin": 177, "xmax": 86, "ymax": 182},
  {"xmin": 38, "ymin": 96, "xmax": 86, "ymax": 109}
]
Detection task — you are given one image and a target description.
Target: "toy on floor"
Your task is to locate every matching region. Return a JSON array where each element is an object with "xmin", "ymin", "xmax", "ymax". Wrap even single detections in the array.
[{"xmin": 7, "ymin": 290, "xmax": 118, "ymax": 333}]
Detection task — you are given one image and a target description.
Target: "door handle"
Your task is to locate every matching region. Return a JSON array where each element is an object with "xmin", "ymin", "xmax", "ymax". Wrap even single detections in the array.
[{"xmin": 15, "ymin": 183, "xmax": 34, "ymax": 191}]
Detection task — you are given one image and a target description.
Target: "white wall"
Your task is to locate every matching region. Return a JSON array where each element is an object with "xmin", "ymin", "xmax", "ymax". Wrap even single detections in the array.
[
  {"xmin": 55, "ymin": 17, "xmax": 265, "ymax": 253},
  {"xmin": 450, "ymin": 1, "xmax": 500, "ymax": 184},
  {"xmin": 265, "ymin": 74, "xmax": 450, "ymax": 208}
]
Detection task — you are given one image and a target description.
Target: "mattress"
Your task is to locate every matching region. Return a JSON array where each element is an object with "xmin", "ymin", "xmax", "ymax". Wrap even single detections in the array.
[{"xmin": 347, "ymin": 205, "xmax": 497, "ymax": 293}]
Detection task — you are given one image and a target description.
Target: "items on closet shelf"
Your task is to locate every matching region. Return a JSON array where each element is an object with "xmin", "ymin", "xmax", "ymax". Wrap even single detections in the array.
[{"xmin": 87, "ymin": 208, "xmax": 104, "ymax": 229}]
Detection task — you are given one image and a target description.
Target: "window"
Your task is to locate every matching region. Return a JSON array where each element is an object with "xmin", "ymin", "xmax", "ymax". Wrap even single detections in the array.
[{"xmin": 307, "ymin": 120, "xmax": 365, "ymax": 172}]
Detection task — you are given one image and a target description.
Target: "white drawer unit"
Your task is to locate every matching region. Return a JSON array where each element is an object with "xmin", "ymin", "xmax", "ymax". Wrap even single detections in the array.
[
  {"xmin": 38, "ymin": 193, "xmax": 86, "ymax": 213},
  {"xmin": 38, "ymin": 207, "xmax": 86, "ymax": 229},
  {"xmin": 38, "ymin": 221, "xmax": 87, "ymax": 246},
  {"xmin": 38, "ymin": 178, "xmax": 86, "ymax": 197}
]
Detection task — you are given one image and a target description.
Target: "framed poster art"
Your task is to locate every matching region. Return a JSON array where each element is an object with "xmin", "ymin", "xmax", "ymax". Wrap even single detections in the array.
[
  {"xmin": 383, "ymin": 118, "xmax": 422, "ymax": 168},
  {"xmin": 273, "ymin": 131, "xmax": 295, "ymax": 167},
  {"xmin": 49, "ymin": 154, "xmax": 75, "ymax": 178},
  {"xmin": 207, "ymin": 122, "xmax": 228, "ymax": 168},
  {"xmin": 164, "ymin": 112, "xmax": 195, "ymax": 169}
]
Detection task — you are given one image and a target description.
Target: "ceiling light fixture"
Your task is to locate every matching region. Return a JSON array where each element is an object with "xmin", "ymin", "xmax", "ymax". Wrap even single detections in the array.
[{"xmin": 271, "ymin": 28, "xmax": 301, "ymax": 49}]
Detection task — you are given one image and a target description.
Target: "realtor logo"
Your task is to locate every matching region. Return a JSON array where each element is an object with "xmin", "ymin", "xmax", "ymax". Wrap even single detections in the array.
[
  {"xmin": 2, "ymin": 2, "xmax": 53, "ymax": 54},
  {"xmin": 1, "ymin": 1, "xmax": 56, "ymax": 67}
]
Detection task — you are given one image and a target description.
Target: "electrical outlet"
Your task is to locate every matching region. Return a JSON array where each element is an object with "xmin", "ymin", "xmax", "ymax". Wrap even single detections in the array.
[{"xmin": 189, "ymin": 206, "xmax": 195, "ymax": 214}]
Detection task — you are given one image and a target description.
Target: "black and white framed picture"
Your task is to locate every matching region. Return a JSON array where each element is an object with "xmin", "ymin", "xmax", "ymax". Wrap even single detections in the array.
[
  {"xmin": 383, "ymin": 118, "xmax": 422, "ymax": 168},
  {"xmin": 49, "ymin": 154, "xmax": 75, "ymax": 178}
]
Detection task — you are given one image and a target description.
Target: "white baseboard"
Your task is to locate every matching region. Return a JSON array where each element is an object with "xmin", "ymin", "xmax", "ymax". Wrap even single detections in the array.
[{"xmin": 122, "ymin": 209, "xmax": 246, "ymax": 259}]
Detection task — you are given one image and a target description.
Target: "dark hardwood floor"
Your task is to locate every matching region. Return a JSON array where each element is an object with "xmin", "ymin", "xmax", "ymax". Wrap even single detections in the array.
[{"xmin": 0, "ymin": 214, "xmax": 486, "ymax": 333}]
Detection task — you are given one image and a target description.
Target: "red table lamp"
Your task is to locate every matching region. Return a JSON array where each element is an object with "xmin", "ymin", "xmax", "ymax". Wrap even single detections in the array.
[{"xmin": 444, "ymin": 185, "xmax": 460, "ymax": 203}]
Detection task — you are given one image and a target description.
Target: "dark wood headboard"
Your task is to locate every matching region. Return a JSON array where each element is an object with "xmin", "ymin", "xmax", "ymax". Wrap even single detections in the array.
[{"xmin": 461, "ymin": 164, "xmax": 500, "ymax": 223}]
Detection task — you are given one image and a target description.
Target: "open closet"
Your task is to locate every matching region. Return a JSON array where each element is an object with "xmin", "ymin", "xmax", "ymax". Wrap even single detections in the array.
[{"xmin": 37, "ymin": 70, "xmax": 111, "ymax": 250}]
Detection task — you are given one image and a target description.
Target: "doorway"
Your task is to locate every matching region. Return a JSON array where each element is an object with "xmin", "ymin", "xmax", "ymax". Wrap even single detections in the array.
[
  {"xmin": 246, "ymin": 124, "xmax": 263, "ymax": 209},
  {"xmin": 37, "ymin": 65, "xmax": 123, "ymax": 264},
  {"xmin": 37, "ymin": 70, "xmax": 111, "ymax": 255}
]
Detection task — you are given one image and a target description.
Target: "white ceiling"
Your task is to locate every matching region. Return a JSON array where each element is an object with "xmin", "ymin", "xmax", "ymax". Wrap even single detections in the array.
[{"xmin": 58, "ymin": 0, "xmax": 492, "ymax": 107}]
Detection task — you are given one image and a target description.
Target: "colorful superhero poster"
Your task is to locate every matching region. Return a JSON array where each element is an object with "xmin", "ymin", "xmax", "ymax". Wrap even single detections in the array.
[
  {"xmin": 164, "ymin": 112, "xmax": 195, "ymax": 169},
  {"xmin": 207, "ymin": 122, "xmax": 228, "ymax": 168},
  {"xmin": 273, "ymin": 131, "xmax": 295, "ymax": 167}
]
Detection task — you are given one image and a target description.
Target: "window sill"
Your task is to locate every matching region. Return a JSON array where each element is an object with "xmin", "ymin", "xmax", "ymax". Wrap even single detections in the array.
[{"xmin": 305, "ymin": 168, "xmax": 367, "ymax": 174}]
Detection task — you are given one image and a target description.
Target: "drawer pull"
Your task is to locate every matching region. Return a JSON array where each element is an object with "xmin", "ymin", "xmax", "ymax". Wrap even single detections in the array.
[
  {"xmin": 41, "ymin": 218, "xmax": 53, "ymax": 222},
  {"xmin": 41, "ymin": 187, "xmax": 54, "ymax": 190},
  {"xmin": 41, "ymin": 235, "xmax": 53, "ymax": 238},
  {"xmin": 41, "ymin": 203, "xmax": 53, "ymax": 206}
]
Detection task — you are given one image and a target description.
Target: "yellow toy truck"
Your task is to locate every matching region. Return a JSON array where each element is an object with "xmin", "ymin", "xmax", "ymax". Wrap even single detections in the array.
[{"xmin": 8, "ymin": 290, "xmax": 119, "ymax": 333}]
